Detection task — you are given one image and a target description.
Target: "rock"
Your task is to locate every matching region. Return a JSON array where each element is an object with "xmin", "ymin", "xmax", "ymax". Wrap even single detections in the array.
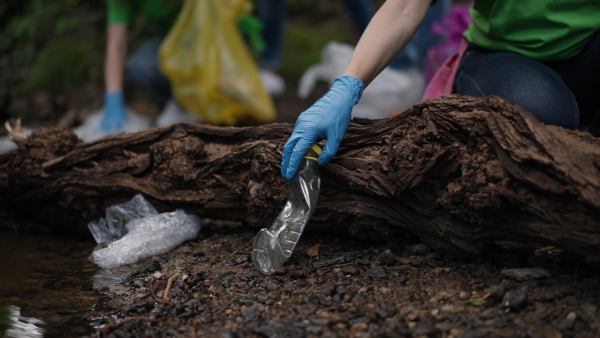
[
  {"xmin": 342, "ymin": 266, "xmax": 359, "ymax": 275},
  {"xmin": 312, "ymin": 256, "xmax": 346, "ymax": 269},
  {"xmin": 368, "ymin": 268, "xmax": 387, "ymax": 278},
  {"xmin": 377, "ymin": 250, "xmax": 396, "ymax": 266},
  {"xmin": 405, "ymin": 243, "xmax": 431, "ymax": 256},
  {"xmin": 501, "ymin": 267, "xmax": 551, "ymax": 281},
  {"xmin": 552, "ymin": 318, "xmax": 574, "ymax": 331},
  {"xmin": 457, "ymin": 328, "xmax": 488, "ymax": 338},
  {"xmin": 241, "ymin": 305, "xmax": 262, "ymax": 321},
  {"xmin": 502, "ymin": 286, "xmax": 528, "ymax": 310}
]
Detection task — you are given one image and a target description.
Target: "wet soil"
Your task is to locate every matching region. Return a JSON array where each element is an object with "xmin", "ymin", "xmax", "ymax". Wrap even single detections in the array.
[{"xmin": 89, "ymin": 222, "xmax": 600, "ymax": 338}]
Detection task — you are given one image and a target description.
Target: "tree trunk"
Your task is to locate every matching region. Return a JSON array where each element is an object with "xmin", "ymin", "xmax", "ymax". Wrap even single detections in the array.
[{"xmin": 1, "ymin": 95, "xmax": 599, "ymax": 260}]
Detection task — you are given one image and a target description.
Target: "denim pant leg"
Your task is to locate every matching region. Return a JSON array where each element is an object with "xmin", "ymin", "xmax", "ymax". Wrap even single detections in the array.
[
  {"xmin": 256, "ymin": 0, "xmax": 287, "ymax": 70},
  {"xmin": 455, "ymin": 48, "xmax": 580, "ymax": 130},
  {"xmin": 390, "ymin": 0, "xmax": 451, "ymax": 71},
  {"xmin": 549, "ymin": 29, "xmax": 600, "ymax": 136},
  {"xmin": 125, "ymin": 37, "xmax": 172, "ymax": 109}
]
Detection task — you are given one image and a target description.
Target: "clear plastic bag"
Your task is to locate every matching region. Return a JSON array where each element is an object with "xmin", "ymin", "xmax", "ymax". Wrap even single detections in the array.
[
  {"xmin": 88, "ymin": 194, "xmax": 201, "ymax": 269},
  {"xmin": 159, "ymin": 0, "xmax": 276, "ymax": 126},
  {"xmin": 252, "ymin": 145, "xmax": 322, "ymax": 275}
]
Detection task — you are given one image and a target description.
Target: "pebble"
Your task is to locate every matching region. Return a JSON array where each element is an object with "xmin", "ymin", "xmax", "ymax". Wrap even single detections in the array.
[
  {"xmin": 368, "ymin": 268, "xmax": 387, "ymax": 278},
  {"xmin": 377, "ymin": 250, "xmax": 396, "ymax": 266},
  {"xmin": 552, "ymin": 318, "xmax": 574, "ymax": 331},
  {"xmin": 241, "ymin": 305, "xmax": 261, "ymax": 321},
  {"xmin": 405, "ymin": 243, "xmax": 431, "ymax": 256},
  {"xmin": 501, "ymin": 267, "xmax": 551, "ymax": 281},
  {"xmin": 502, "ymin": 286, "xmax": 528, "ymax": 310}
]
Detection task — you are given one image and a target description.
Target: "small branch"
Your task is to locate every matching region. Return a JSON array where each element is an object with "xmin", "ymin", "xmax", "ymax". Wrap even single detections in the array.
[{"xmin": 163, "ymin": 270, "xmax": 183, "ymax": 302}]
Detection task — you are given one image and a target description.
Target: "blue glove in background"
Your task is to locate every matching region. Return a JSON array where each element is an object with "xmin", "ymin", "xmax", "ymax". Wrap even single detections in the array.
[
  {"xmin": 281, "ymin": 75, "xmax": 364, "ymax": 179},
  {"xmin": 102, "ymin": 92, "xmax": 127, "ymax": 135}
]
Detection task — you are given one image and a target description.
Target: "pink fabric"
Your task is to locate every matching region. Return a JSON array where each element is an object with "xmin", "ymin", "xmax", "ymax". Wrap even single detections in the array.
[
  {"xmin": 424, "ymin": 4, "xmax": 472, "ymax": 84},
  {"xmin": 422, "ymin": 38, "xmax": 469, "ymax": 101}
]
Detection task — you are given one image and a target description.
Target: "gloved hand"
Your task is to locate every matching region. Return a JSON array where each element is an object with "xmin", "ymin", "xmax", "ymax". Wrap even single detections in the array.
[
  {"xmin": 102, "ymin": 91, "xmax": 127, "ymax": 135},
  {"xmin": 281, "ymin": 75, "xmax": 364, "ymax": 179}
]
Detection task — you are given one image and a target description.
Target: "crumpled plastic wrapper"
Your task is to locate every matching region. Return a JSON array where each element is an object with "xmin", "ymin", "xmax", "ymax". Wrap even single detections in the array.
[{"xmin": 88, "ymin": 194, "xmax": 201, "ymax": 269}]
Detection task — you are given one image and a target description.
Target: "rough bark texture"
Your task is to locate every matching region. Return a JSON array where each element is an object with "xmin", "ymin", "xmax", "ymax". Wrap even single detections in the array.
[{"xmin": 1, "ymin": 95, "xmax": 599, "ymax": 260}]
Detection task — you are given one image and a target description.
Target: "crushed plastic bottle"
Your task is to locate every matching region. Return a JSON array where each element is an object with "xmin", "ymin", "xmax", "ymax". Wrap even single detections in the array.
[{"xmin": 252, "ymin": 144, "xmax": 322, "ymax": 275}]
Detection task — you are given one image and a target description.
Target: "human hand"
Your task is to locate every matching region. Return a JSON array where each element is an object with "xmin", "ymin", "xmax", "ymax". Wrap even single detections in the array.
[
  {"xmin": 281, "ymin": 75, "xmax": 364, "ymax": 179},
  {"xmin": 101, "ymin": 92, "xmax": 127, "ymax": 135}
]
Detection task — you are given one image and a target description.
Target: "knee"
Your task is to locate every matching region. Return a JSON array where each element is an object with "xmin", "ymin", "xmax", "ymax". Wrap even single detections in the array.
[{"xmin": 505, "ymin": 83, "xmax": 579, "ymax": 130}]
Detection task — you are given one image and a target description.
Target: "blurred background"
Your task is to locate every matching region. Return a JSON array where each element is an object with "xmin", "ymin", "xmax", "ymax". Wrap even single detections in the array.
[{"xmin": 0, "ymin": 0, "xmax": 373, "ymax": 132}]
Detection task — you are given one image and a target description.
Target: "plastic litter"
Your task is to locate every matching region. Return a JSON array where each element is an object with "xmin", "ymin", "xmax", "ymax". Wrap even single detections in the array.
[
  {"xmin": 298, "ymin": 41, "xmax": 424, "ymax": 120},
  {"xmin": 159, "ymin": 0, "xmax": 276, "ymax": 126},
  {"xmin": 252, "ymin": 145, "xmax": 321, "ymax": 275},
  {"xmin": 155, "ymin": 98, "xmax": 201, "ymax": 128},
  {"xmin": 88, "ymin": 194, "xmax": 201, "ymax": 269},
  {"xmin": 72, "ymin": 108, "xmax": 152, "ymax": 143}
]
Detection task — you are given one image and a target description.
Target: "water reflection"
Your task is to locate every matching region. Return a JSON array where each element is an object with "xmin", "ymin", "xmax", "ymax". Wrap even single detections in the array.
[
  {"xmin": 0, "ymin": 300, "xmax": 45, "ymax": 338},
  {"xmin": 0, "ymin": 230, "xmax": 103, "ymax": 337}
]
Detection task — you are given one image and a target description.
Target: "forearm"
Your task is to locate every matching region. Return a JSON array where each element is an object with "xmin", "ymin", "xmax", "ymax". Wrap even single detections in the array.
[
  {"xmin": 342, "ymin": 0, "xmax": 431, "ymax": 86},
  {"xmin": 105, "ymin": 24, "xmax": 128, "ymax": 93}
]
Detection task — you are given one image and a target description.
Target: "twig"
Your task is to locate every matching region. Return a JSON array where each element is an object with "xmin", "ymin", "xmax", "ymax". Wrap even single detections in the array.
[
  {"xmin": 95, "ymin": 316, "xmax": 159, "ymax": 332},
  {"xmin": 164, "ymin": 270, "xmax": 183, "ymax": 301}
]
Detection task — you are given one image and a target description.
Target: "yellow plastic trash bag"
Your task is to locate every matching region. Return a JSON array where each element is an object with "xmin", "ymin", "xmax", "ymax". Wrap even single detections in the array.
[{"xmin": 159, "ymin": 0, "xmax": 276, "ymax": 126}]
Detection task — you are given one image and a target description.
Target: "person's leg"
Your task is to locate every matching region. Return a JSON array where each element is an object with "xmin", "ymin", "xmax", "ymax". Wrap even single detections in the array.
[
  {"xmin": 256, "ymin": 0, "xmax": 287, "ymax": 71},
  {"xmin": 124, "ymin": 37, "xmax": 172, "ymax": 110},
  {"xmin": 455, "ymin": 47, "xmax": 579, "ymax": 129},
  {"xmin": 549, "ymin": 29, "xmax": 600, "ymax": 136}
]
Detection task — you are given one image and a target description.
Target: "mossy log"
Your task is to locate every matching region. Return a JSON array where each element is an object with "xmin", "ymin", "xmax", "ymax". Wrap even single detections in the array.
[{"xmin": 1, "ymin": 95, "xmax": 599, "ymax": 260}]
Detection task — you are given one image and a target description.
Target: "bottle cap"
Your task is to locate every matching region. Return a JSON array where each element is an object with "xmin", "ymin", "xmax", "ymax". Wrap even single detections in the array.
[{"xmin": 303, "ymin": 144, "xmax": 322, "ymax": 161}]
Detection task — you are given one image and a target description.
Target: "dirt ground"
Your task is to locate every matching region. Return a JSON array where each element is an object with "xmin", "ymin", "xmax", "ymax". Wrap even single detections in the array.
[{"xmin": 87, "ymin": 218, "xmax": 600, "ymax": 338}]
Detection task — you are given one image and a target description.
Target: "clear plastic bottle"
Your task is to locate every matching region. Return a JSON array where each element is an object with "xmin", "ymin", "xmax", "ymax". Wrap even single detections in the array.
[{"xmin": 252, "ymin": 144, "xmax": 322, "ymax": 275}]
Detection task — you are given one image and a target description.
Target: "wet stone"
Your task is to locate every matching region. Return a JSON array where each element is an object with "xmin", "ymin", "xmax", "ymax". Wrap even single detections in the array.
[
  {"xmin": 368, "ymin": 268, "xmax": 387, "ymax": 278},
  {"xmin": 304, "ymin": 295, "xmax": 320, "ymax": 304},
  {"xmin": 502, "ymin": 286, "xmax": 528, "ymax": 310},
  {"xmin": 552, "ymin": 318, "xmax": 575, "ymax": 331},
  {"xmin": 241, "ymin": 306, "xmax": 262, "ymax": 321},
  {"xmin": 342, "ymin": 266, "xmax": 359, "ymax": 275},
  {"xmin": 405, "ymin": 243, "xmax": 431, "ymax": 256},
  {"xmin": 377, "ymin": 250, "xmax": 396, "ymax": 266},
  {"xmin": 501, "ymin": 267, "xmax": 551, "ymax": 281}
]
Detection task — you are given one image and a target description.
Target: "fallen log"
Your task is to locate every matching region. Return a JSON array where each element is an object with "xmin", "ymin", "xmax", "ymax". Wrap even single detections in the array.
[{"xmin": 1, "ymin": 95, "xmax": 599, "ymax": 260}]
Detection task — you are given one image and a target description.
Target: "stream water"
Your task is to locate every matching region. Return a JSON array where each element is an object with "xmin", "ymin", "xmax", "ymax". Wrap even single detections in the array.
[{"xmin": 0, "ymin": 230, "xmax": 104, "ymax": 337}]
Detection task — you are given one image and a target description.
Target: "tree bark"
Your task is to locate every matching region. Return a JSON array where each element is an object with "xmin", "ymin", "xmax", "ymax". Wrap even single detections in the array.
[{"xmin": 1, "ymin": 95, "xmax": 599, "ymax": 260}]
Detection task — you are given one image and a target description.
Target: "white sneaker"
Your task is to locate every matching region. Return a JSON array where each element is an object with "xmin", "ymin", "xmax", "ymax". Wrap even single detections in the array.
[{"xmin": 260, "ymin": 69, "xmax": 286, "ymax": 97}]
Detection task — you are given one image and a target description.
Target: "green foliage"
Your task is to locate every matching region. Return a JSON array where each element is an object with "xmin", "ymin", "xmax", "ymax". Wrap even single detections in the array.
[
  {"xmin": 0, "ymin": 0, "xmax": 105, "ymax": 93},
  {"xmin": 22, "ymin": 39, "xmax": 92, "ymax": 93}
]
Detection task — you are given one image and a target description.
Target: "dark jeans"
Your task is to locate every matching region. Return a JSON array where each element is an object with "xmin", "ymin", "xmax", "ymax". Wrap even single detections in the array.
[
  {"xmin": 125, "ymin": 37, "xmax": 172, "ymax": 110},
  {"xmin": 455, "ymin": 29, "xmax": 600, "ymax": 136}
]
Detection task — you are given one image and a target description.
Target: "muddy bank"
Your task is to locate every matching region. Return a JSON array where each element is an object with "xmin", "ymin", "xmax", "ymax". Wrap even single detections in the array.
[{"xmin": 89, "ymin": 223, "xmax": 600, "ymax": 338}]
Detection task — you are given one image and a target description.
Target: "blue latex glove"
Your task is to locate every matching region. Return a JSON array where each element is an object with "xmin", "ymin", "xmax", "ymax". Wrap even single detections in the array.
[
  {"xmin": 281, "ymin": 75, "xmax": 364, "ymax": 179},
  {"xmin": 102, "ymin": 92, "xmax": 127, "ymax": 135}
]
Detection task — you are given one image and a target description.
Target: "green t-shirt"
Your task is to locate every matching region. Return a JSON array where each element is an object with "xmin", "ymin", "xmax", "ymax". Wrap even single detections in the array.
[
  {"xmin": 463, "ymin": 0, "xmax": 600, "ymax": 61},
  {"xmin": 107, "ymin": 0, "xmax": 182, "ymax": 33}
]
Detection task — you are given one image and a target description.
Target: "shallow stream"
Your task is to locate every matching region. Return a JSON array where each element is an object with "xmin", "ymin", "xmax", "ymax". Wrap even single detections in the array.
[{"xmin": 0, "ymin": 230, "xmax": 104, "ymax": 337}]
